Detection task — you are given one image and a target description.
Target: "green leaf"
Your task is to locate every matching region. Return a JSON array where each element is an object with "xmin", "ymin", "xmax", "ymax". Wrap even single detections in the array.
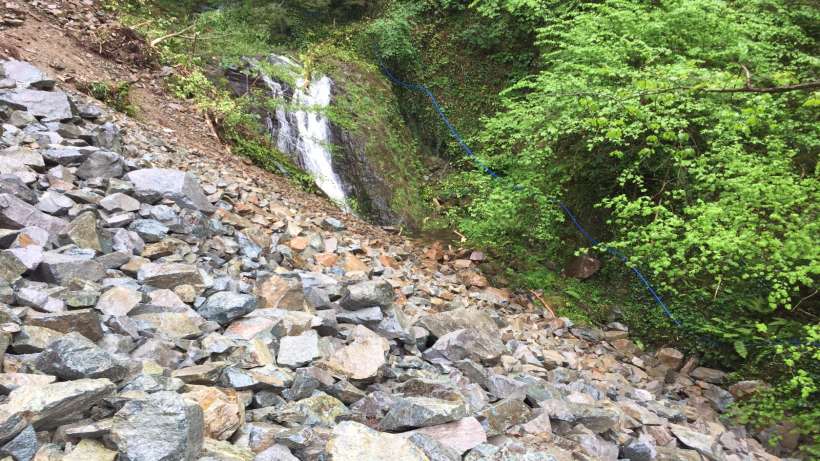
[{"xmin": 734, "ymin": 340, "xmax": 748, "ymax": 359}]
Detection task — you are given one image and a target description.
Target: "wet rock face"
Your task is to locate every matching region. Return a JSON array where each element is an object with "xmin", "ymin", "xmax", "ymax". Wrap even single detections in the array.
[{"xmin": 0, "ymin": 59, "xmax": 782, "ymax": 461}]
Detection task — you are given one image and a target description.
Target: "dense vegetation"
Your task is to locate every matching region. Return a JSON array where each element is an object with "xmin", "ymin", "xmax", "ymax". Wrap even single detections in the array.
[{"xmin": 104, "ymin": 0, "xmax": 818, "ymax": 456}]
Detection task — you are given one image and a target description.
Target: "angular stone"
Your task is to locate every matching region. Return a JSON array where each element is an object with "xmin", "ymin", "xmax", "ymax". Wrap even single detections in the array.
[
  {"xmin": 199, "ymin": 292, "xmax": 258, "ymax": 325},
  {"xmin": 36, "ymin": 191, "xmax": 74, "ymax": 215},
  {"xmin": 0, "ymin": 251, "xmax": 26, "ymax": 283},
  {"xmin": 339, "ymin": 280, "xmax": 394, "ymax": 310},
  {"xmin": 256, "ymin": 274, "xmax": 304, "ymax": 310},
  {"xmin": 428, "ymin": 328, "xmax": 504, "ymax": 365},
  {"xmin": 111, "ymin": 391, "xmax": 204, "ymax": 461},
  {"xmin": 35, "ymin": 332, "xmax": 127, "ymax": 381},
  {"xmin": 138, "ymin": 262, "xmax": 203, "ymax": 288},
  {"xmin": 254, "ymin": 445, "xmax": 299, "ymax": 461},
  {"xmin": 36, "ymin": 251, "xmax": 105, "ymax": 284},
  {"xmin": 124, "ymin": 169, "xmax": 215, "ymax": 213},
  {"xmin": 128, "ymin": 219, "xmax": 169, "ymax": 243},
  {"xmin": 95, "ymin": 286, "xmax": 141, "ymax": 316},
  {"xmin": 380, "ymin": 397, "xmax": 467, "ymax": 432},
  {"xmin": 325, "ymin": 421, "xmax": 428, "ymax": 461},
  {"xmin": 669, "ymin": 424, "xmax": 723, "ymax": 461},
  {"xmin": 274, "ymin": 393, "xmax": 348, "ymax": 427},
  {"xmin": 0, "ymin": 194, "xmax": 68, "ymax": 235},
  {"xmin": 323, "ymin": 326, "xmax": 388, "ymax": 381},
  {"xmin": 66, "ymin": 212, "xmax": 103, "ymax": 252},
  {"xmin": 201, "ymin": 437, "xmax": 254, "ymax": 461},
  {"xmin": 401, "ymin": 417, "xmax": 486, "ymax": 455},
  {"xmin": 690, "ymin": 367, "xmax": 726, "ymax": 384},
  {"xmin": 0, "ymin": 89, "xmax": 72, "ymax": 121},
  {"xmin": 656, "ymin": 348, "xmax": 684, "ymax": 370},
  {"xmin": 182, "ymin": 385, "xmax": 243, "ymax": 441},
  {"xmin": 277, "ymin": 330, "xmax": 320, "ymax": 369},
  {"xmin": 539, "ymin": 399, "xmax": 621, "ymax": 433},
  {"xmin": 565, "ymin": 254, "xmax": 601, "ymax": 280},
  {"xmin": 0, "ymin": 424, "xmax": 36, "ymax": 461},
  {"xmin": 0, "ymin": 373, "xmax": 56, "ymax": 394},
  {"xmin": 416, "ymin": 308, "xmax": 499, "ymax": 339},
  {"xmin": 63, "ymin": 438, "xmax": 117, "ymax": 461},
  {"xmin": 1, "ymin": 60, "xmax": 52, "ymax": 89},
  {"xmin": 11, "ymin": 325, "xmax": 63, "ymax": 353},
  {"xmin": 100, "ymin": 193, "xmax": 140, "ymax": 213},
  {"xmin": 4, "ymin": 378, "xmax": 115, "ymax": 429},
  {"xmin": 77, "ymin": 151, "xmax": 124, "ymax": 179},
  {"xmin": 25, "ymin": 309, "xmax": 103, "ymax": 342},
  {"xmin": 476, "ymin": 398, "xmax": 531, "ymax": 437}
]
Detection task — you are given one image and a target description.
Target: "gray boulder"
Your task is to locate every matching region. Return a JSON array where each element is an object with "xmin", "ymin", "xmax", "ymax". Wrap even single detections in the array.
[
  {"xmin": 198, "ymin": 291, "xmax": 258, "ymax": 325},
  {"xmin": 380, "ymin": 397, "xmax": 467, "ymax": 432},
  {"xmin": 77, "ymin": 150, "xmax": 124, "ymax": 179},
  {"xmin": 35, "ymin": 332, "xmax": 127, "ymax": 381},
  {"xmin": 0, "ymin": 193, "xmax": 68, "ymax": 235},
  {"xmin": 339, "ymin": 280, "xmax": 394, "ymax": 310},
  {"xmin": 124, "ymin": 169, "xmax": 214, "ymax": 213},
  {"xmin": 111, "ymin": 391, "xmax": 204, "ymax": 461},
  {"xmin": 0, "ymin": 89, "xmax": 72, "ymax": 121},
  {"xmin": 36, "ymin": 251, "xmax": 105, "ymax": 284},
  {"xmin": 4, "ymin": 378, "xmax": 115, "ymax": 429}
]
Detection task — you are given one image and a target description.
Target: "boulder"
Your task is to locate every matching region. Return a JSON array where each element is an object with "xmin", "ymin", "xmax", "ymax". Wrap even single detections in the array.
[
  {"xmin": 277, "ymin": 330, "xmax": 320, "ymax": 369},
  {"xmin": 111, "ymin": 391, "xmax": 204, "ymax": 461},
  {"xmin": 199, "ymin": 292, "xmax": 258, "ymax": 325},
  {"xmin": 325, "ymin": 421, "xmax": 428, "ymax": 461},
  {"xmin": 0, "ymin": 89, "xmax": 72, "ymax": 121},
  {"xmin": 0, "ymin": 193, "xmax": 68, "ymax": 235},
  {"xmin": 4, "ymin": 378, "xmax": 115, "ymax": 429},
  {"xmin": 35, "ymin": 332, "xmax": 127, "ymax": 381},
  {"xmin": 339, "ymin": 280, "xmax": 394, "ymax": 310},
  {"xmin": 380, "ymin": 397, "xmax": 467, "ymax": 432},
  {"xmin": 124, "ymin": 169, "xmax": 214, "ymax": 212}
]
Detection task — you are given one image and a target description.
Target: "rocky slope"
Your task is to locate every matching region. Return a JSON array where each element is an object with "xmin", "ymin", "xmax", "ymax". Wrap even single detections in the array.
[{"xmin": 0, "ymin": 56, "xmax": 785, "ymax": 461}]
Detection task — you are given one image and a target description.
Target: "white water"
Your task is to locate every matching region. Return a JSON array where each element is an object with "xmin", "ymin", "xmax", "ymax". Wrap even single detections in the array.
[{"xmin": 252, "ymin": 57, "xmax": 349, "ymax": 211}]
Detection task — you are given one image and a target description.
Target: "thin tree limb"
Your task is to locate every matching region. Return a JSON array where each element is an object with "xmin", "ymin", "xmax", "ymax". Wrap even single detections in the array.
[{"xmin": 150, "ymin": 24, "xmax": 195, "ymax": 48}]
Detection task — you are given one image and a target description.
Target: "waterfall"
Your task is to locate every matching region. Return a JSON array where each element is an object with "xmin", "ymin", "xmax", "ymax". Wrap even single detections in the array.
[{"xmin": 248, "ymin": 56, "xmax": 349, "ymax": 211}]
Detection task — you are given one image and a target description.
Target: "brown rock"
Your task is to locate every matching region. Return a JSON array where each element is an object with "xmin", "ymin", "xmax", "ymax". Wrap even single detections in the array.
[
  {"xmin": 25, "ymin": 309, "xmax": 103, "ymax": 342},
  {"xmin": 255, "ymin": 274, "xmax": 304, "ymax": 310},
  {"xmin": 401, "ymin": 416, "xmax": 487, "ymax": 455},
  {"xmin": 182, "ymin": 385, "xmax": 243, "ymax": 441},
  {"xmin": 656, "ymin": 347, "xmax": 684, "ymax": 370},
  {"xmin": 564, "ymin": 254, "xmax": 601, "ymax": 280}
]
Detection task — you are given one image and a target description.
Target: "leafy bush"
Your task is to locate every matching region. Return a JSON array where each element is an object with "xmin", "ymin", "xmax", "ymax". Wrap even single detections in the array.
[
  {"xmin": 440, "ymin": 0, "xmax": 819, "ymax": 454},
  {"xmin": 79, "ymin": 80, "xmax": 137, "ymax": 116}
]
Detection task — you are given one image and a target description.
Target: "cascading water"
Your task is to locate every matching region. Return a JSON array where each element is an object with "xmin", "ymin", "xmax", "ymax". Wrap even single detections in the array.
[{"xmin": 248, "ymin": 56, "xmax": 349, "ymax": 212}]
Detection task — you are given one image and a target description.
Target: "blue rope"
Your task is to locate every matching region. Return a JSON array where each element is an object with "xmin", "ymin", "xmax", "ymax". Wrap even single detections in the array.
[
  {"xmin": 376, "ymin": 54, "xmax": 820, "ymax": 348},
  {"xmin": 378, "ymin": 56, "xmax": 683, "ymax": 325}
]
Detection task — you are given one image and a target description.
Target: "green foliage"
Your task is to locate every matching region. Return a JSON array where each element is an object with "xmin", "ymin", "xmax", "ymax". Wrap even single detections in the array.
[
  {"xmin": 80, "ymin": 80, "xmax": 137, "ymax": 116},
  {"xmin": 437, "ymin": 0, "xmax": 819, "ymax": 453}
]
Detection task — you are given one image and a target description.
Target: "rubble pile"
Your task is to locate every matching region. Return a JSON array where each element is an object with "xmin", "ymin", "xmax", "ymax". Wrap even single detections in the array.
[{"xmin": 0, "ymin": 60, "xmax": 778, "ymax": 461}]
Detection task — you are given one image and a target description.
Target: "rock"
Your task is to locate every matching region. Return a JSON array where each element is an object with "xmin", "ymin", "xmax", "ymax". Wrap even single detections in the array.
[
  {"xmin": 0, "ymin": 252, "xmax": 26, "ymax": 283},
  {"xmin": 669, "ymin": 424, "xmax": 723, "ymax": 461},
  {"xmin": 125, "ymin": 169, "xmax": 215, "ymax": 213},
  {"xmin": 111, "ymin": 391, "xmax": 204, "ymax": 461},
  {"xmin": 0, "ymin": 89, "xmax": 72, "ymax": 121},
  {"xmin": 138, "ymin": 262, "xmax": 203, "ymax": 288},
  {"xmin": 129, "ymin": 219, "xmax": 169, "ymax": 243},
  {"xmin": 200, "ymin": 437, "xmax": 255, "ymax": 460},
  {"xmin": 690, "ymin": 367, "xmax": 727, "ymax": 384},
  {"xmin": 407, "ymin": 433, "xmax": 460, "ymax": 461},
  {"xmin": 621, "ymin": 435, "xmax": 657, "ymax": 461},
  {"xmin": 0, "ymin": 424, "xmax": 36, "ymax": 461},
  {"xmin": 401, "ymin": 417, "xmax": 486, "ymax": 455},
  {"xmin": 1, "ymin": 60, "xmax": 52, "ymax": 89},
  {"xmin": 416, "ymin": 308, "xmax": 499, "ymax": 340},
  {"xmin": 325, "ymin": 421, "xmax": 428, "ymax": 461},
  {"xmin": 36, "ymin": 191, "xmax": 74, "ymax": 215},
  {"xmin": 95, "ymin": 286, "xmax": 142, "ymax": 316},
  {"xmin": 255, "ymin": 274, "xmax": 304, "ymax": 310},
  {"xmin": 4, "ymin": 378, "xmax": 115, "ymax": 429},
  {"xmin": 277, "ymin": 331, "xmax": 320, "ymax": 368},
  {"xmin": 25, "ymin": 309, "xmax": 103, "ymax": 342},
  {"xmin": 656, "ymin": 348, "xmax": 684, "ymax": 370},
  {"xmin": 100, "ymin": 193, "xmax": 141, "ymax": 213},
  {"xmin": 254, "ymin": 445, "xmax": 299, "ymax": 461},
  {"xmin": 35, "ymin": 332, "xmax": 127, "ymax": 381},
  {"xmin": 199, "ymin": 292, "xmax": 258, "ymax": 325},
  {"xmin": 728, "ymin": 380, "xmax": 764, "ymax": 400},
  {"xmin": 323, "ymin": 326, "xmax": 389, "ymax": 381},
  {"xmin": 11, "ymin": 325, "xmax": 63, "ymax": 353},
  {"xmin": 65, "ymin": 212, "xmax": 103, "ymax": 252},
  {"xmin": 339, "ymin": 280, "xmax": 394, "ymax": 309},
  {"xmin": 564, "ymin": 254, "xmax": 601, "ymax": 279},
  {"xmin": 477, "ymin": 398, "xmax": 531, "ymax": 437},
  {"xmin": 0, "ymin": 373, "xmax": 56, "ymax": 393},
  {"xmin": 63, "ymin": 439, "xmax": 117, "ymax": 461},
  {"xmin": 380, "ymin": 397, "xmax": 467, "ymax": 432},
  {"xmin": 182, "ymin": 385, "xmax": 243, "ymax": 441},
  {"xmin": 0, "ymin": 194, "xmax": 68, "ymax": 235},
  {"xmin": 275, "ymin": 393, "xmax": 348, "ymax": 427},
  {"xmin": 36, "ymin": 251, "xmax": 105, "ymax": 284},
  {"xmin": 427, "ymin": 328, "xmax": 504, "ymax": 365},
  {"xmin": 77, "ymin": 151, "xmax": 124, "ymax": 179}
]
